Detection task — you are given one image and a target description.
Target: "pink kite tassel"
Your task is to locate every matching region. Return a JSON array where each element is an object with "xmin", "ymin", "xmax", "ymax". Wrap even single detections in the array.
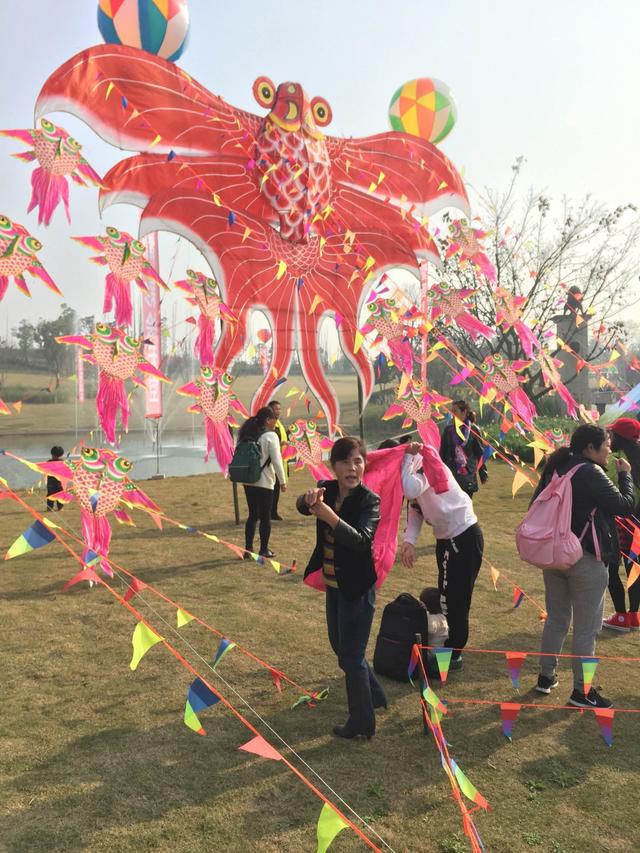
[
  {"xmin": 509, "ymin": 388, "xmax": 537, "ymax": 428},
  {"xmin": 27, "ymin": 167, "xmax": 70, "ymax": 226},
  {"xmin": 205, "ymin": 418, "xmax": 234, "ymax": 474},
  {"xmin": 308, "ymin": 462, "xmax": 333, "ymax": 482},
  {"xmin": 456, "ymin": 313, "xmax": 495, "ymax": 342},
  {"xmin": 556, "ymin": 382, "xmax": 579, "ymax": 419},
  {"xmin": 389, "ymin": 340, "xmax": 414, "ymax": 376},
  {"xmin": 515, "ymin": 322, "xmax": 540, "ymax": 358},
  {"xmin": 81, "ymin": 511, "xmax": 113, "ymax": 576},
  {"xmin": 0, "ymin": 277, "xmax": 8, "ymax": 302},
  {"xmin": 103, "ymin": 272, "xmax": 133, "ymax": 326},
  {"xmin": 474, "ymin": 251, "xmax": 496, "ymax": 282},
  {"xmin": 195, "ymin": 315, "xmax": 216, "ymax": 366},
  {"xmin": 417, "ymin": 419, "xmax": 441, "ymax": 450},
  {"xmin": 97, "ymin": 374, "xmax": 129, "ymax": 444}
]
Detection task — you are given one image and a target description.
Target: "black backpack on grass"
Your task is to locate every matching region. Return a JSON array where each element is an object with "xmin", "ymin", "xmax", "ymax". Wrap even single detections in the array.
[
  {"xmin": 228, "ymin": 439, "xmax": 270, "ymax": 484},
  {"xmin": 373, "ymin": 593, "xmax": 428, "ymax": 682}
]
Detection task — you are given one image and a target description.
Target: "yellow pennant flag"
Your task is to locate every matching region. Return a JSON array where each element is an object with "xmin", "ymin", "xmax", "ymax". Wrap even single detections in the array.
[
  {"xmin": 149, "ymin": 134, "xmax": 162, "ymax": 147},
  {"xmin": 242, "ymin": 226, "xmax": 251, "ymax": 242},
  {"xmin": 286, "ymin": 386, "xmax": 300, "ymax": 398},
  {"xmin": 353, "ymin": 331, "xmax": 364, "ymax": 354},
  {"xmin": 532, "ymin": 446, "xmax": 545, "ymax": 469},
  {"xmin": 176, "ymin": 608, "xmax": 194, "ymax": 628},
  {"xmin": 276, "ymin": 260, "xmax": 287, "ymax": 280},
  {"xmin": 130, "ymin": 623, "xmax": 163, "ymax": 671},
  {"xmin": 316, "ymin": 803, "xmax": 349, "ymax": 853},
  {"xmin": 309, "ymin": 294, "xmax": 323, "ymax": 315},
  {"xmin": 490, "ymin": 565, "xmax": 500, "ymax": 590},
  {"xmin": 512, "ymin": 469, "xmax": 532, "ymax": 498},
  {"xmin": 626, "ymin": 561, "xmax": 640, "ymax": 590}
]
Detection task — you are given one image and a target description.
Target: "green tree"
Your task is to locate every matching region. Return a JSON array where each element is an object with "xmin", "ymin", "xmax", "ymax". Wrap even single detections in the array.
[
  {"xmin": 32, "ymin": 304, "xmax": 77, "ymax": 382},
  {"xmin": 13, "ymin": 319, "xmax": 35, "ymax": 366}
]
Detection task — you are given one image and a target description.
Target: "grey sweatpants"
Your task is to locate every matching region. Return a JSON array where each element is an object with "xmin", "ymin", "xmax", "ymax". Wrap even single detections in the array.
[{"xmin": 539, "ymin": 553, "xmax": 608, "ymax": 690}]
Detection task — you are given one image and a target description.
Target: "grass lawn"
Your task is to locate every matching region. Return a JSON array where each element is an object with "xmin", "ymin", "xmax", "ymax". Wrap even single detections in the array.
[{"xmin": 1, "ymin": 462, "xmax": 639, "ymax": 853}]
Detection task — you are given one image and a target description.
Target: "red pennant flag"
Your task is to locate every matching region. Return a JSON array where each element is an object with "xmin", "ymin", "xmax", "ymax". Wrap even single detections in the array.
[
  {"xmin": 269, "ymin": 668, "xmax": 283, "ymax": 692},
  {"xmin": 500, "ymin": 702, "xmax": 521, "ymax": 740},
  {"xmin": 61, "ymin": 568, "xmax": 100, "ymax": 591},
  {"xmin": 124, "ymin": 577, "xmax": 148, "ymax": 602},
  {"xmin": 594, "ymin": 708, "xmax": 614, "ymax": 746},
  {"xmin": 513, "ymin": 586, "xmax": 525, "ymax": 608},
  {"xmin": 505, "ymin": 652, "xmax": 527, "ymax": 690},
  {"xmin": 238, "ymin": 735, "xmax": 282, "ymax": 761}
]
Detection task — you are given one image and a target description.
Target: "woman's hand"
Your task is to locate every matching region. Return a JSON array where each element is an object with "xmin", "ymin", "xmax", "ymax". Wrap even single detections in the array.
[
  {"xmin": 280, "ymin": 483, "xmax": 287, "ymax": 493},
  {"xmin": 404, "ymin": 441, "xmax": 423, "ymax": 456},
  {"xmin": 304, "ymin": 487, "xmax": 325, "ymax": 507},
  {"xmin": 401, "ymin": 541, "xmax": 416, "ymax": 568},
  {"xmin": 615, "ymin": 457, "xmax": 631, "ymax": 474},
  {"xmin": 310, "ymin": 499, "xmax": 339, "ymax": 528}
]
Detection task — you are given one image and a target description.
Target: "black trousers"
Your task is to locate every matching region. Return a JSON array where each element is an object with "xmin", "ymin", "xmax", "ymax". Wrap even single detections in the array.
[
  {"xmin": 243, "ymin": 485, "xmax": 273, "ymax": 552},
  {"xmin": 271, "ymin": 478, "xmax": 281, "ymax": 519},
  {"xmin": 435, "ymin": 523, "xmax": 484, "ymax": 659},
  {"xmin": 607, "ymin": 559, "xmax": 640, "ymax": 613},
  {"xmin": 326, "ymin": 585, "xmax": 387, "ymax": 736}
]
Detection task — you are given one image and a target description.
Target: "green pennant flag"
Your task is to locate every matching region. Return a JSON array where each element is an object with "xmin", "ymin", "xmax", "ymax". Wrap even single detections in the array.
[
  {"xmin": 176, "ymin": 608, "xmax": 194, "ymax": 627},
  {"xmin": 316, "ymin": 802, "xmax": 349, "ymax": 853},
  {"xmin": 129, "ymin": 622, "xmax": 163, "ymax": 671},
  {"xmin": 435, "ymin": 647, "xmax": 453, "ymax": 683}
]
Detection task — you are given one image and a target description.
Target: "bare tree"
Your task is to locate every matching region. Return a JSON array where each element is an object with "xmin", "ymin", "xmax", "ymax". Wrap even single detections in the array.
[{"xmin": 432, "ymin": 158, "xmax": 640, "ymax": 404}]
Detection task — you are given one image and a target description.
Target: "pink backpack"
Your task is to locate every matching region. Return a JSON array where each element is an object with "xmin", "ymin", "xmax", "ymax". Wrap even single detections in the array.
[{"xmin": 516, "ymin": 463, "xmax": 600, "ymax": 570}]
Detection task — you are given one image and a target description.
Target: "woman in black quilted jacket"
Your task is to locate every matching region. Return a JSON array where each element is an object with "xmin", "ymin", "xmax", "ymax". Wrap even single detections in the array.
[{"xmin": 297, "ymin": 436, "xmax": 387, "ymax": 739}]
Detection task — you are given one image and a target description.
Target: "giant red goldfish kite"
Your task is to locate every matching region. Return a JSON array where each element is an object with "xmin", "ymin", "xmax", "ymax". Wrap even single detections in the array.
[{"xmin": 35, "ymin": 45, "xmax": 469, "ymax": 429}]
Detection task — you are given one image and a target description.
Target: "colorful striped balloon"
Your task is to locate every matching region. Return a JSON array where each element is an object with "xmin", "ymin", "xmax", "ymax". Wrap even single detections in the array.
[
  {"xmin": 388, "ymin": 77, "xmax": 457, "ymax": 144},
  {"xmin": 98, "ymin": 0, "xmax": 190, "ymax": 62}
]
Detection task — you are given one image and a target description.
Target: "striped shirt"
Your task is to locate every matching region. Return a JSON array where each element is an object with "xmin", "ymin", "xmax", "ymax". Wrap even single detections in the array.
[{"xmin": 322, "ymin": 498, "xmax": 342, "ymax": 588}]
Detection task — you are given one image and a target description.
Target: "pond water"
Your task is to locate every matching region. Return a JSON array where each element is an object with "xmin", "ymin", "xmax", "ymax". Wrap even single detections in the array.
[{"xmin": 0, "ymin": 430, "xmax": 220, "ymax": 488}]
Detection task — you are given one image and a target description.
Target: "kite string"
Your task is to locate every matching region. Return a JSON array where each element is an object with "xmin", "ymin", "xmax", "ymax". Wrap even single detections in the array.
[{"xmin": 2, "ymin": 484, "xmax": 390, "ymax": 853}]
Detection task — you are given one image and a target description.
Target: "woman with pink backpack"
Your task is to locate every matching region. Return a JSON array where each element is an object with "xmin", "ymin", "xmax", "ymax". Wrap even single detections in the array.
[{"xmin": 529, "ymin": 424, "xmax": 633, "ymax": 709}]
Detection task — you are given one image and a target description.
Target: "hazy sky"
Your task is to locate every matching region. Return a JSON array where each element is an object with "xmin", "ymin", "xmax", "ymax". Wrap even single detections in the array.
[{"xmin": 1, "ymin": 0, "xmax": 639, "ymax": 336}]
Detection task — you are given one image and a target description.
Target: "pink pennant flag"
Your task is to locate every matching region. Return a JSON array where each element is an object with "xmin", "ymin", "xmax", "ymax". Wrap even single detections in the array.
[
  {"xmin": 238, "ymin": 735, "xmax": 282, "ymax": 761},
  {"xmin": 61, "ymin": 567, "xmax": 100, "ymax": 591}
]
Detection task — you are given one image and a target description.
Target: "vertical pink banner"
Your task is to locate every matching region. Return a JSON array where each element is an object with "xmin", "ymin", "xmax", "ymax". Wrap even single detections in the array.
[
  {"xmin": 142, "ymin": 232, "xmax": 163, "ymax": 419},
  {"xmin": 76, "ymin": 346, "xmax": 85, "ymax": 402}
]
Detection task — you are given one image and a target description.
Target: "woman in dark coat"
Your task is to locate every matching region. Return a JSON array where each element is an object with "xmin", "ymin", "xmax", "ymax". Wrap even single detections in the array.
[
  {"xmin": 297, "ymin": 436, "xmax": 387, "ymax": 739},
  {"xmin": 603, "ymin": 418, "xmax": 640, "ymax": 631},
  {"xmin": 439, "ymin": 400, "xmax": 487, "ymax": 498}
]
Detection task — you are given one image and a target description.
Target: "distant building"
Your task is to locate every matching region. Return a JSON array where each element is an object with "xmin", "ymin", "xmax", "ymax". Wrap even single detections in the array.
[{"xmin": 554, "ymin": 287, "xmax": 590, "ymax": 405}]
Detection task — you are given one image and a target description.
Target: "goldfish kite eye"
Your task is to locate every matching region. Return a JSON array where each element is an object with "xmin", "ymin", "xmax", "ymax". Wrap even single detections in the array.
[
  {"xmin": 253, "ymin": 76, "xmax": 276, "ymax": 109},
  {"xmin": 63, "ymin": 136, "xmax": 82, "ymax": 152},
  {"xmin": 95, "ymin": 323, "xmax": 114, "ymax": 340},
  {"xmin": 40, "ymin": 118, "xmax": 55, "ymax": 134},
  {"xmin": 0, "ymin": 215, "xmax": 11, "ymax": 230},
  {"xmin": 310, "ymin": 97, "xmax": 332, "ymax": 127},
  {"xmin": 132, "ymin": 239, "xmax": 146, "ymax": 255},
  {"xmin": 201, "ymin": 366, "xmax": 214, "ymax": 380},
  {"xmin": 113, "ymin": 457, "xmax": 132, "ymax": 476},
  {"xmin": 106, "ymin": 226, "xmax": 120, "ymax": 240},
  {"xmin": 80, "ymin": 447, "xmax": 104, "ymax": 470},
  {"xmin": 121, "ymin": 335, "xmax": 139, "ymax": 352},
  {"xmin": 186, "ymin": 268, "xmax": 197, "ymax": 280},
  {"xmin": 22, "ymin": 236, "xmax": 42, "ymax": 253}
]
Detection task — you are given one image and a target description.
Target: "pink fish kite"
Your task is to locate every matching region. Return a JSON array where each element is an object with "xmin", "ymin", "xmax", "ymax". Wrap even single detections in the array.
[
  {"xmin": 1, "ymin": 119, "xmax": 102, "ymax": 225},
  {"xmin": 57, "ymin": 323, "xmax": 170, "ymax": 444},
  {"xmin": 173, "ymin": 268, "xmax": 236, "ymax": 365},
  {"xmin": 282, "ymin": 419, "xmax": 334, "ymax": 481},
  {"xmin": 177, "ymin": 367, "xmax": 249, "ymax": 472},
  {"xmin": 35, "ymin": 447, "xmax": 159, "ymax": 575},
  {"xmin": 0, "ymin": 214, "xmax": 61, "ymax": 302},
  {"xmin": 73, "ymin": 227, "xmax": 168, "ymax": 326}
]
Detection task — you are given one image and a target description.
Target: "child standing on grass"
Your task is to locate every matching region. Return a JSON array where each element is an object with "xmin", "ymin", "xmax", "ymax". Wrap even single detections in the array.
[{"xmin": 46, "ymin": 446, "xmax": 64, "ymax": 511}]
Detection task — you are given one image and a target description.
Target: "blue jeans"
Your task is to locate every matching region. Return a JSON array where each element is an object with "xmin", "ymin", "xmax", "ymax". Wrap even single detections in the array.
[{"xmin": 326, "ymin": 585, "xmax": 387, "ymax": 735}]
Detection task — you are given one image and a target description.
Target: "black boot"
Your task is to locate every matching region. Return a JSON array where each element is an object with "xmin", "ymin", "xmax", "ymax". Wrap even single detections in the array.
[{"xmin": 367, "ymin": 662, "xmax": 388, "ymax": 709}]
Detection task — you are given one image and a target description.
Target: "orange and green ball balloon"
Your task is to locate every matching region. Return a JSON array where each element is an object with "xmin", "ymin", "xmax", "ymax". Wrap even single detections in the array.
[{"xmin": 388, "ymin": 77, "xmax": 457, "ymax": 144}]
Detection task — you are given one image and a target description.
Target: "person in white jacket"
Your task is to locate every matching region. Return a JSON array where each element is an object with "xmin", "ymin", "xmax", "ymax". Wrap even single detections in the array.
[
  {"xmin": 400, "ymin": 442, "xmax": 484, "ymax": 670},
  {"xmin": 237, "ymin": 406, "xmax": 287, "ymax": 558}
]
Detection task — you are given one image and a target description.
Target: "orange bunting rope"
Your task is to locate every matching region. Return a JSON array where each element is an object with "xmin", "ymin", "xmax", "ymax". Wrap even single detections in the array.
[
  {"xmin": 416, "ymin": 648, "xmax": 487, "ymax": 852},
  {"xmin": 0, "ymin": 484, "xmax": 387, "ymax": 852}
]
